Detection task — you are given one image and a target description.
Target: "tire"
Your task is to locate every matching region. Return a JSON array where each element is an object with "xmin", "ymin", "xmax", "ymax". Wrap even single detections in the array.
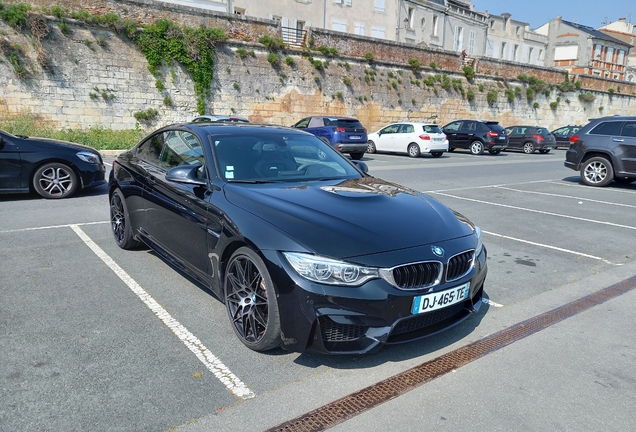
[
  {"xmin": 110, "ymin": 188, "xmax": 142, "ymax": 250},
  {"xmin": 539, "ymin": 149, "xmax": 550, "ymax": 154},
  {"xmin": 523, "ymin": 142, "xmax": 535, "ymax": 154},
  {"xmin": 32, "ymin": 162, "xmax": 78, "ymax": 199},
  {"xmin": 488, "ymin": 149, "xmax": 501, "ymax": 155},
  {"xmin": 366, "ymin": 141, "xmax": 376, "ymax": 154},
  {"xmin": 430, "ymin": 151, "xmax": 443, "ymax": 158},
  {"xmin": 580, "ymin": 156, "xmax": 614, "ymax": 187},
  {"xmin": 469, "ymin": 141, "xmax": 484, "ymax": 155},
  {"xmin": 448, "ymin": 147, "xmax": 455, "ymax": 152},
  {"xmin": 407, "ymin": 143, "xmax": 421, "ymax": 158},
  {"xmin": 350, "ymin": 152, "xmax": 364, "ymax": 160},
  {"xmin": 225, "ymin": 247, "xmax": 281, "ymax": 352}
]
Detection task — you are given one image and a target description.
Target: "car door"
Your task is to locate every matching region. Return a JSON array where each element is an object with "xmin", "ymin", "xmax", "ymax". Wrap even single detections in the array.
[
  {"xmin": 551, "ymin": 126, "xmax": 570, "ymax": 147},
  {"xmin": 375, "ymin": 124, "xmax": 400, "ymax": 152},
  {"xmin": 396, "ymin": 124, "xmax": 415, "ymax": 153},
  {"xmin": 443, "ymin": 121, "xmax": 463, "ymax": 149},
  {"xmin": 137, "ymin": 129, "xmax": 216, "ymax": 280},
  {"xmin": 616, "ymin": 121, "xmax": 636, "ymax": 174},
  {"xmin": 457, "ymin": 121, "xmax": 476, "ymax": 149},
  {"xmin": 507, "ymin": 127, "xmax": 524, "ymax": 149},
  {"xmin": 0, "ymin": 133, "xmax": 25, "ymax": 191}
]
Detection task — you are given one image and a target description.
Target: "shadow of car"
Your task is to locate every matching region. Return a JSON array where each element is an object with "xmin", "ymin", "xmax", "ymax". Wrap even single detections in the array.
[{"xmin": 0, "ymin": 129, "xmax": 106, "ymax": 199}]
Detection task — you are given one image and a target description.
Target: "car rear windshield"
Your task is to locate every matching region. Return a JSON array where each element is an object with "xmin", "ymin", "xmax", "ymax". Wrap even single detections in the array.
[
  {"xmin": 324, "ymin": 118, "xmax": 365, "ymax": 129},
  {"xmin": 421, "ymin": 125, "xmax": 442, "ymax": 134}
]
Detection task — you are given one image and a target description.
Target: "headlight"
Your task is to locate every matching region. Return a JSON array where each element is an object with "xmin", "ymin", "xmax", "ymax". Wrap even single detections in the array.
[
  {"xmin": 76, "ymin": 151, "xmax": 100, "ymax": 164},
  {"xmin": 474, "ymin": 226, "xmax": 483, "ymax": 256},
  {"xmin": 283, "ymin": 252, "xmax": 379, "ymax": 286}
]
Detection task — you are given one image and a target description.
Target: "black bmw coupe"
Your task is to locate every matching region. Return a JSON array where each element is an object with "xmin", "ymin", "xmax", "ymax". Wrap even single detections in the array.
[{"xmin": 109, "ymin": 123, "xmax": 487, "ymax": 354}]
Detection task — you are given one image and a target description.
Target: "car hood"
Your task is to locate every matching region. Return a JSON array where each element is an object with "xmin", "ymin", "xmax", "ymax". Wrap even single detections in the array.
[
  {"xmin": 23, "ymin": 137, "xmax": 100, "ymax": 153},
  {"xmin": 224, "ymin": 177, "xmax": 474, "ymax": 259}
]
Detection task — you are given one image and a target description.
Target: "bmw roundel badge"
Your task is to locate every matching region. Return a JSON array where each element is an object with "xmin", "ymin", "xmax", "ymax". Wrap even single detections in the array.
[{"xmin": 432, "ymin": 246, "xmax": 444, "ymax": 257}]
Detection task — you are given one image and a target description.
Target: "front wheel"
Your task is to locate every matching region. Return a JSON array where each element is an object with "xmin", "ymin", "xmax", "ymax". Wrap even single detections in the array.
[
  {"xmin": 523, "ymin": 142, "xmax": 535, "ymax": 154},
  {"xmin": 580, "ymin": 156, "xmax": 614, "ymax": 187},
  {"xmin": 407, "ymin": 143, "xmax": 421, "ymax": 158},
  {"xmin": 366, "ymin": 141, "xmax": 376, "ymax": 154},
  {"xmin": 539, "ymin": 149, "xmax": 550, "ymax": 154},
  {"xmin": 225, "ymin": 247, "xmax": 281, "ymax": 352},
  {"xmin": 447, "ymin": 147, "xmax": 455, "ymax": 152},
  {"xmin": 469, "ymin": 141, "xmax": 484, "ymax": 155},
  {"xmin": 33, "ymin": 162, "xmax": 78, "ymax": 199},
  {"xmin": 430, "ymin": 151, "xmax": 443, "ymax": 158},
  {"xmin": 488, "ymin": 149, "xmax": 501, "ymax": 155},
  {"xmin": 350, "ymin": 152, "xmax": 364, "ymax": 160}
]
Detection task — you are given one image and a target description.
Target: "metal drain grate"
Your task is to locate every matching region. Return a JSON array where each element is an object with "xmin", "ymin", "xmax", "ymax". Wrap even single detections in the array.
[{"xmin": 267, "ymin": 276, "xmax": 636, "ymax": 432}]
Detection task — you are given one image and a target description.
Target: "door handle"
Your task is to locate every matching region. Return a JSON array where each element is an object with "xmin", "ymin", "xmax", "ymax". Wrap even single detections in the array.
[
  {"xmin": 146, "ymin": 176, "xmax": 156, "ymax": 185},
  {"xmin": 612, "ymin": 138, "xmax": 624, "ymax": 142}
]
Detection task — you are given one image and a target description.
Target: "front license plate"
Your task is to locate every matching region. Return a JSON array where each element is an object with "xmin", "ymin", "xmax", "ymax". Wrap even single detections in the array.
[{"xmin": 411, "ymin": 283, "xmax": 470, "ymax": 315}]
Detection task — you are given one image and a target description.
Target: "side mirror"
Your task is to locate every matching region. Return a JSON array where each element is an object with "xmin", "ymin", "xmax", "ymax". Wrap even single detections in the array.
[
  {"xmin": 351, "ymin": 160, "xmax": 368, "ymax": 174},
  {"xmin": 166, "ymin": 164, "xmax": 207, "ymax": 186}
]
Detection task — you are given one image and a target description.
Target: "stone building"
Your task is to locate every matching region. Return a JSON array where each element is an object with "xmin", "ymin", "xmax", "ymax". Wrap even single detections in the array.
[
  {"xmin": 598, "ymin": 18, "xmax": 636, "ymax": 82},
  {"xmin": 484, "ymin": 13, "xmax": 548, "ymax": 67}
]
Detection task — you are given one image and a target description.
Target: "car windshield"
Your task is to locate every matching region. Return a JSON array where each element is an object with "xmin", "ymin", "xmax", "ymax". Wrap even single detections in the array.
[{"xmin": 210, "ymin": 132, "xmax": 363, "ymax": 182}]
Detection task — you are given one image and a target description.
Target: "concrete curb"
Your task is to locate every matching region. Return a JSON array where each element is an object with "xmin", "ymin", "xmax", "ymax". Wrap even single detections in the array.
[{"xmin": 100, "ymin": 150, "xmax": 126, "ymax": 157}]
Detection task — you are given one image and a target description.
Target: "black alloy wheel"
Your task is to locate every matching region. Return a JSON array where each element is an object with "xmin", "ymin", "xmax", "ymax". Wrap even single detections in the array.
[
  {"xmin": 366, "ymin": 141, "xmax": 376, "ymax": 153},
  {"xmin": 350, "ymin": 152, "xmax": 364, "ymax": 160},
  {"xmin": 33, "ymin": 162, "xmax": 78, "ymax": 199},
  {"xmin": 580, "ymin": 156, "xmax": 614, "ymax": 187},
  {"xmin": 225, "ymin": 247, "xmax": 281, "ymax": 351},
  {"xmin": 110, "ymin": 189, "xmax": 142, "ymax": 249}
]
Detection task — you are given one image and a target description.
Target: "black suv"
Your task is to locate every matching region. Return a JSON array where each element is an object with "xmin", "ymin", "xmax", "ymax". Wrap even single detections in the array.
[
  {"xmin": 291, "ymin": 116, "xmax": 368, "ymax": 160},
  {"xmin": 442, "ymin": 119, "xmax": 508, "ymax": 155},
  {"xmin": 564, "ymin": 116, "xmax": 636, "ymax": 187}
]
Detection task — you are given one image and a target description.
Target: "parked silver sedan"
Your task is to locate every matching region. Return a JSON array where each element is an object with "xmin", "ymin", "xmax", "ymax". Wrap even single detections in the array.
[{"xmin": 367, "ymin": 122, "xmax": 449, "ymax": 158}]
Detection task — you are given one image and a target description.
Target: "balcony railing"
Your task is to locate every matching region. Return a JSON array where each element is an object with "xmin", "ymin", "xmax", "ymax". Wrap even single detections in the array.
[{"xmin": 281, "ymin": 27, "xmax": 307, "ymax": 47}]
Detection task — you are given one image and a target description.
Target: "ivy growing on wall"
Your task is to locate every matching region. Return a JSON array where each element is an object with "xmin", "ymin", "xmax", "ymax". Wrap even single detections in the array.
[{"xmin": 133, "ymin": 19, "xmax": 227, "ymax": 114}]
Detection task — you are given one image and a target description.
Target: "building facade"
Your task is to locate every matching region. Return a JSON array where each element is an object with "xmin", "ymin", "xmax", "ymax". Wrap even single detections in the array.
[
  {"xmin": 598, "ymin": 18, "xmax": 636, "ymax": 82},
  {"xmin": 484, "ymin": 13, "xmax": 548, "ymax": 66},
  {"xmin": 535, "ymin": 18, "xmax": 632, "ymax": 80}
]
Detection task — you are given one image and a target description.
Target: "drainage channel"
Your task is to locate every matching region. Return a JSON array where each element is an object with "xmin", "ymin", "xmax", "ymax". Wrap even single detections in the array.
[{"xmin": 267, "ymin": 276, "xmax": 636, "ymax": 432}]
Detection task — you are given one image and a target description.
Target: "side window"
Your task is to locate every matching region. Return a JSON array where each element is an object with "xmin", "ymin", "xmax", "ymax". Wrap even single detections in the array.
[
  {"xmin": 160, "ymin": 131, "xmax": 206, "ymax": 170},
  {"xmin": 552, "ymin": 127, "xmax": 566, "ymax": 137},
  {"xmin": 461, "ymin": 121, "xmax": 476, "ymax": 132},
  {"xmin": 516, "ymin": 127, "xmax": 526, "ymax": 135},
  {"xmin": 589, "ymin": 121, "xmax": 623, "ymax": 136},
  {"xmin": 401, "ymin": 124, "xmax": 415, "ymax": 133},
  {"xmin": 381, "ymin": 124, "xmax": 400, "ymax": 134},
  {"xmin": 294, "ymin": 118, "xmax": 310, "ymax": 129},
  {"xmin": 621, "ymin": 122, "xmax": 636, "ymax": 138},
  {"xmin": 308, "ymin": 117, "xmax": 325, "ymax": 128},
  {"xmin": 136, "ymin": 133, "xmax": 164, "ymax": 166},
  {"xmin": 444, "ymin": 122, "xmax": 461, "ymax": 132}
]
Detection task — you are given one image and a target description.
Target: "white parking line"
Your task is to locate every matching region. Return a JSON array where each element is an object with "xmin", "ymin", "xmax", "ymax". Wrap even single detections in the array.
[
  {"xmin": 546, "ymin": 181, "xmax": 636, "ymax": 195},
  {"xmin": 0, "ymin": 220, "xmax": 109, "ymax": 234},
  {"xmin": 482, "ymin": 230, "xmax": 620, "ymax": 266},
  {"xmin": 432, "ymin": 192, "xmax": 636, "ymax": 231},
  {"xmin": 69, "ymin": 224, "xmax": 255, "ymax": 400},
  {"xmin": 483, "ymin": 299, "xmax": 504, "ymax": 308},
  {"xmin": 423, "ymin": 179, "xmax": 557, "ymax": 194},
  {"xmin": 493, "ymin": 186, "xmax": 636, "ymax": 208}
]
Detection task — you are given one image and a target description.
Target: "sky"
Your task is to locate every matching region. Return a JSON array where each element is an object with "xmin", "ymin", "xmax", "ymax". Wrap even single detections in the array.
[{"xmin": 472, "ymin": 0, "xmax": 635, "ymax": 30}]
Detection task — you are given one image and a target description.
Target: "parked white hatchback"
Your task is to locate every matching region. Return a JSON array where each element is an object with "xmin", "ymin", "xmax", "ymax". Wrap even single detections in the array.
[{"xmin": 367, "ymin": 123, "xmax": 449, "ymax": 158}]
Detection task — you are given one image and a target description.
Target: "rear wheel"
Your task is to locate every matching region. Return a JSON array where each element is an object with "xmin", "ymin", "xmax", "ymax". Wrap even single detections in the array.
[
  {"xmin": 469, "ymin": 141, "xmax": 484, "ymax": 155},
  {"xmin": 366, "ymin": 141, "xmax": 376, "ymax": 154},
  {"xmin": 430, "ymin": 151, "xmax": 443, "ymax": 158},
  {"xmin": 539, "ymin": 149, "xmax": 550, "ymax": 154},
  {"xmin": 33, "ymin": 162, "xmax": 78, "ymax": 199},
  {"xmin": 110, "ymin": 188, "xmax": 142, "ymax": 250},
  {"xmin": 523, "ymin": 142, "xmax": 535, "ymax": 154},
  {"xmin": 580, "ymin": 156, "xmax": 614, "ymax": 187},
  {"xmin": 488, "ymin": 149, "xmax": 501, "ymax": 155},
  {"xmin": 225, "ymin": 247, "xmax": 281, "ymax": 352},
  {"xmin": 350, "ymin": 152, "xmax": 364, "ymax": 160},
  {"xmin": 407, "ymin": 143, "xmax": 421, "ymax": 158}
]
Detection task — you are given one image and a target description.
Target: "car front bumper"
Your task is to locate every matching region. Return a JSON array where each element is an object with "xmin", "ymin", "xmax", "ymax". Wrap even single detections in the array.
[{"xmin": 262, "ymin": 240, "xmax": 488, "ymax": 354}]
